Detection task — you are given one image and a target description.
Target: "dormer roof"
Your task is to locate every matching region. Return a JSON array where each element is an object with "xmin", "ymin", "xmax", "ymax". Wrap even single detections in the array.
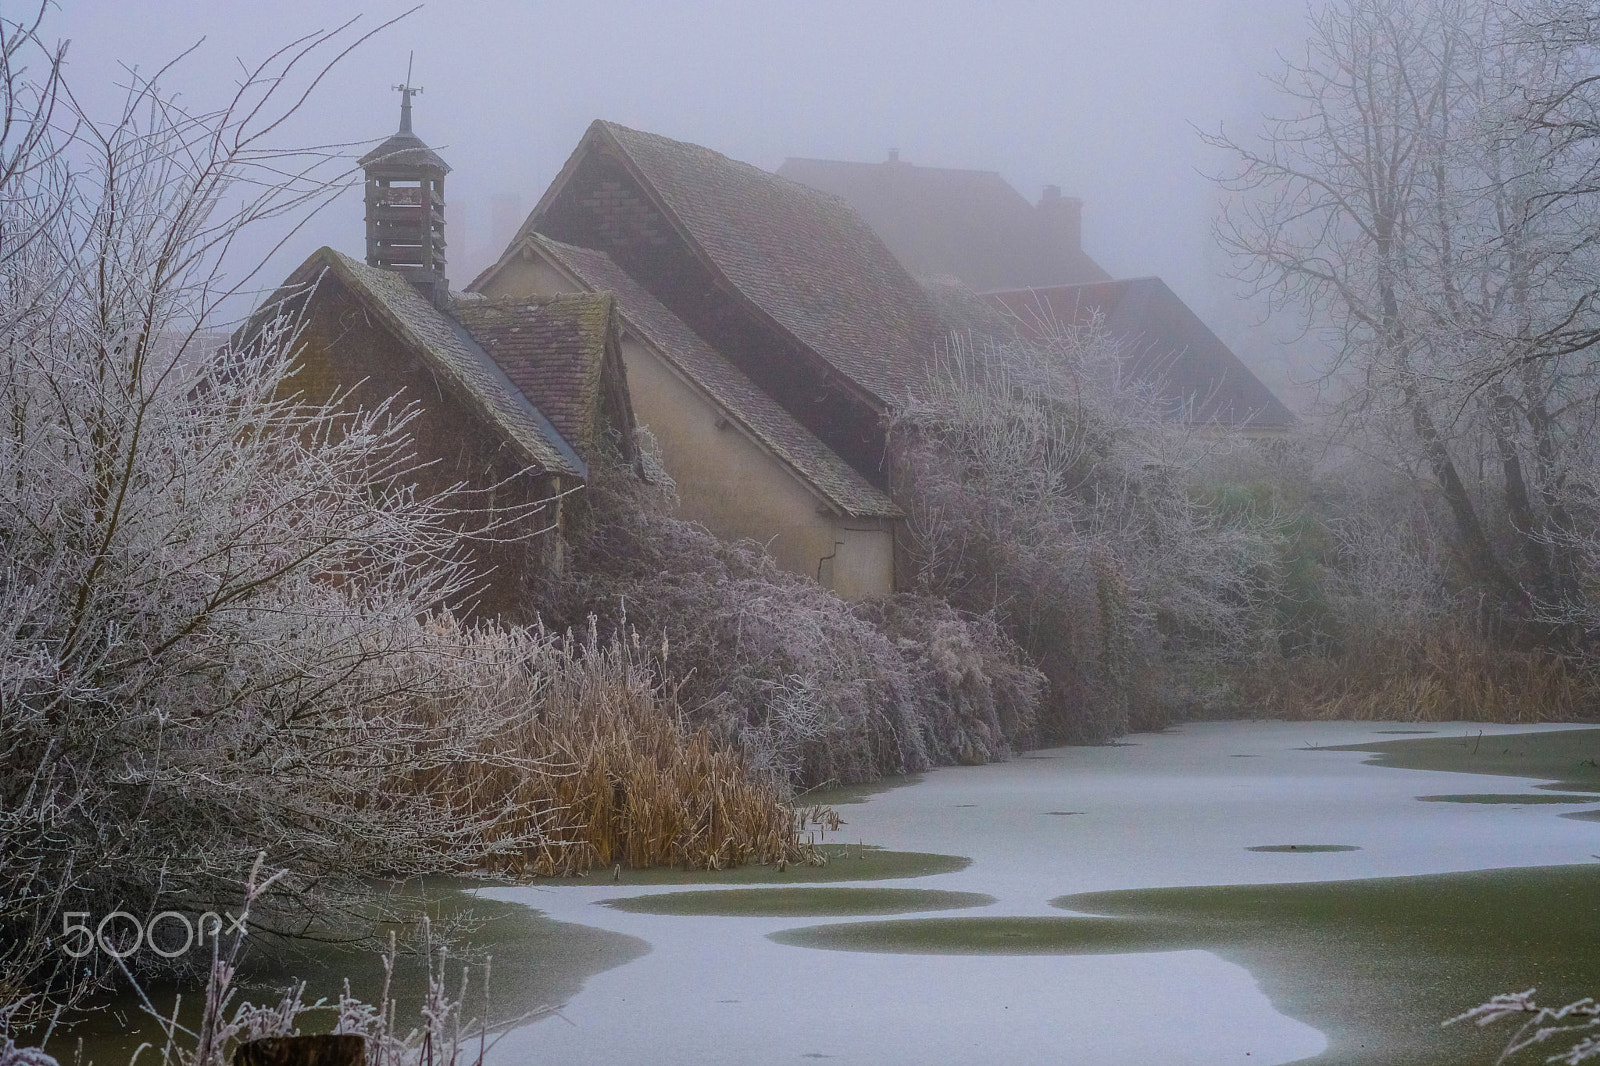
[{"xmin": 452, "ymin": 291, "xmax": 628, "ymax": 462}]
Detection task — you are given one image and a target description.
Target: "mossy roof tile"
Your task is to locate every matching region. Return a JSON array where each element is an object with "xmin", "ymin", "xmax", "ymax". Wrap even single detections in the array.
[
  {"xmin": 450, "ymin": 292, "xmax": 613, "ymax": 460},
  {"xmin": 283, "ymin": 248, "xmax": 585, "ymax": 477},
  {"xmin": 580, "ymin": 121, "xmax": 947, "ymax": 407}
]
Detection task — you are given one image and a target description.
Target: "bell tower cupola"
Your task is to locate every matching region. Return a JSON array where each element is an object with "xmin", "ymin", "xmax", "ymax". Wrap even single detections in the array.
[{"xmin": 359, "ymin": 65, "xmax": 451, "ymax": 304}]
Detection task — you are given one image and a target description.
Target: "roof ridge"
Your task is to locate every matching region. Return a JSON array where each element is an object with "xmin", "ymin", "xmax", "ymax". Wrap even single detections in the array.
[
  {"xmin": 589, "ymin": 120, "xmax": 946, "ymax": 407},
  {"xmin": 600, "ymin": 121, "xmax": 865, "ymax": 212},
  {"xmin": 780, "ymin": 155, "xmax": 1010, "ymax": 179}
]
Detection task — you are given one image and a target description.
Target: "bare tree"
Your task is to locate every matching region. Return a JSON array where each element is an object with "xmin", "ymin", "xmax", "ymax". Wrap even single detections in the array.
[
  {"xmin": 1208, "ymin": 0, "xmax": 1600, "ymax": 640},
  {"xmin": 892, "ymin": 322, "xmax": 1285, "ymax": 740},
  {"xmin": 0, "ymin": 7, "xmax": 554, "ymax": 1013}
]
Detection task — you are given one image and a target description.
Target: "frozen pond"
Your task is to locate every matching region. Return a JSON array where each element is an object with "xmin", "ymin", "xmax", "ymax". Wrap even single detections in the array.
[{"xmin": 476, "ymin": 720, "xmax": 1600, "ymax": 1066}]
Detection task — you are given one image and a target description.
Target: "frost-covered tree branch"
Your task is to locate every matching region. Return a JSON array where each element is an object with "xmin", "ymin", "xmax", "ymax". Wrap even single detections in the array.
[
  {"xmin": 0, "ymin": 7, "xmax": 564, "ymax": 1016},
  {"xmin": 892, "ymin": 321, "xmax": 1285, "ymax": 740},
  {"xmin": 1207, "ymin": 0, "xmax": 1600, "ymax": 644},
  {"xmin": 1447, "ymin": 988, "xmax": 1600, "ymax": 1065}
]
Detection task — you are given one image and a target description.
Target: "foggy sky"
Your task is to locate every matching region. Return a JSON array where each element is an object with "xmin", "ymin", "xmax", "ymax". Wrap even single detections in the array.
[{"xmin": 44, "ymin": 0, "xmax": 1318, "ymax": 398}]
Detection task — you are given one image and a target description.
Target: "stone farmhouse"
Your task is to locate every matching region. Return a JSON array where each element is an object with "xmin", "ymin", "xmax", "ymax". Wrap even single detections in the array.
[
  {"xmin": 244, "ymin": 95, "xmax": 635, "ymax": 619},
  {"xmin": 252, "ymin": 98, "xmax": 1292, "ymax": 613},
  {"xmin": 468, "ymin": 119, "xmax": 945, "ymax": 600}
]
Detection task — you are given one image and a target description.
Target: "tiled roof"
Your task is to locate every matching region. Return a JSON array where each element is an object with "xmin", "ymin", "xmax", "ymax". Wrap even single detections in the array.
[
  {"xmin": 282, "ymin": 248, "xmax": 584, "ymax": 477},
  {"xmin": 983, "ymin": 279, "xmax": 1296, "ymax": 430},
  {"xmin": 920, "ymin": 276, "xmax": 1021, "ymax": 343},
  {"xmin": 776, "ymin": 156, "xmax": 1110, "ymax": 292},
  {"xmin": 588, "ymin": 122, "xmax": 947, "ymax": 406},
  {"xmin": 525, "ymin": 235, "xmax": 900, "ymax": 519},
  {"xmin": 358, "ymin": 130, "xmax": 450, "ymax": 173},
  {"xmin": 450, "ymin": 292, "xmax": 613, "ymax": 459}
]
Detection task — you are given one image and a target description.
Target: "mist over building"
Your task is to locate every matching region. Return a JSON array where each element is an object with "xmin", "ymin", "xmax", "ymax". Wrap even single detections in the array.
[{"xmin": 777, "ymin": 151, "xmax": 1293, "ymax": 431}]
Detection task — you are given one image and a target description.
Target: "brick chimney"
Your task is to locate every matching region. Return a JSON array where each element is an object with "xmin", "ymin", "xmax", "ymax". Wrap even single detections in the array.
[{"xmin": 1036, "ymin": 184, "xmax": 1085, "ymax": 259}]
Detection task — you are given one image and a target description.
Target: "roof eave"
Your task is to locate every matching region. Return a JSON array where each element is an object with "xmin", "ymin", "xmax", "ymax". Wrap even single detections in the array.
[{"xmin": 524, "ymin": 235, "xmax": 898, "ymax": 518}]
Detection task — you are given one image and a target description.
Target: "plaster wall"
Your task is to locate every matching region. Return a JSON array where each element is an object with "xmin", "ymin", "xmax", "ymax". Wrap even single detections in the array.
[
  {"xmin": 622, "ymin": 335, "xmax": 892, "ymax": 601},
  {"xmin": 483, "ymin": 255, "xmax": 571, "ymax": 299}
]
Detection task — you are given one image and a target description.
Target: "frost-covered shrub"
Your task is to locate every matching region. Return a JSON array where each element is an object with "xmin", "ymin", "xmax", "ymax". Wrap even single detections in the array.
[
  {"xmin": 0, "ymin": 13, "xmax": 817, "ymax": 1018},
  {"xmin": 892, "ymin": 328, "xmax": 1286, "ymax": 740},
  {"xmin": 0, "ymin": 23, "xmax": 555, "ymax": 1004},
  {"xmin": 854, "ymin": 595, "xmax": 1042, "ymax": 766},
  {"xmin": 539, "ymin": 457, "xmax": 1041, "ymax": 788}
]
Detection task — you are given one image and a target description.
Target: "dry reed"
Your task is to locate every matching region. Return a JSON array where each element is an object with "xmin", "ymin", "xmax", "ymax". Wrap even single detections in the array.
[
  {"xmin": 400, "ymin": 620, "xmax": 829, "ymax": 878},
  {"xmin": 1235, "ymin": 621, "xmax": 1600, "ymax": 722}
]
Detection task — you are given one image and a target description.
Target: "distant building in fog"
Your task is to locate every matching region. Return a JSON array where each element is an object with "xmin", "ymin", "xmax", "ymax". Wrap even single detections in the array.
[
  {"xmin": 778, "ymin": 151, "xmax": 1292, "ymax": 434},
  {"xmin": 777, "ymin": 153, "xmax": 1109, "ymax": 292},
  {"xmin": 985, "ymin": 278, "xmax": 1294, "ymax": 432}
]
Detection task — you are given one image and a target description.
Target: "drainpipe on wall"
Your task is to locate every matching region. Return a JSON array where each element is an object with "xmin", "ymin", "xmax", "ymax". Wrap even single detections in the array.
[{"xmin": 816, "ymin": 540, "xmax": 844, "ymax": 585}]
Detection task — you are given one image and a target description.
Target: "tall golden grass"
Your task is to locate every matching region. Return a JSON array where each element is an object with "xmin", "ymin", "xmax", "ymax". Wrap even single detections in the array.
[
  {"xmin": 402, "ymin": 621, "xmax": 831, "ymax": 878},
  {"xmin": 1236, "ymin": 621, "xmax": 1600, "ymax": 722}
]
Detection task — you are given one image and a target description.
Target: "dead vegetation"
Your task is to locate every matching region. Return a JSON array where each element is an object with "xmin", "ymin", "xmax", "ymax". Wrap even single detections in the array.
[
  {"xmin": 1202, "ymin": 444, "xmax": 1600, "ymax": 725},
  {"xmin": 413, "ymin": 621, "xmax": 829, "ymax": 876},
  {"xmin": 1236, "ymin": 621, "xmax": 1598, "ymax": 722},
  {"xmin": 536, "ymin": 452, "xmax": 1043, "ymax": 788},
  {"xmin": 1, "ymin": 859, "xmax": 534, "ymax": 1066}
]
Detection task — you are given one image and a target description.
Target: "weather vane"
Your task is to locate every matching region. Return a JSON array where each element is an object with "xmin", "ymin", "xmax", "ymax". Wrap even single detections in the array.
[{"xmin": 394, "ymin": 52, "xmax": 422, "ymax": 133}]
